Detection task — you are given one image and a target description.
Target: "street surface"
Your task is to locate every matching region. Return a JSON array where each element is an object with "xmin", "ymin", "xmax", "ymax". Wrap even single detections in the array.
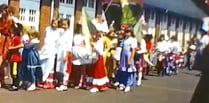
[{"xmin": 0, "ymin": 69, "xmax": 200, "ymax": 103}]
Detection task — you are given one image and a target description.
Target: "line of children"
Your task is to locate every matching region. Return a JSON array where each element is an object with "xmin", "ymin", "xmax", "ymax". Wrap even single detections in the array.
[{"xmin": 1, "ymin": 18, "xmax": 156, "ymax": 93}]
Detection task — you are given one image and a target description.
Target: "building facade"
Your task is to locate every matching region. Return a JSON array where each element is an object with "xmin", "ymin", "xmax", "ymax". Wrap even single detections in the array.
[
  {"xmin": 1, "ymin": 0, "xmax": 96, "ymax": 30},
  {"xmin": 144, "ymin": 0, "xmax": 207, "ymax": 51},
  {"xmin": 1, "ymin": 0, "xmax": 206, "ymax": 51}
]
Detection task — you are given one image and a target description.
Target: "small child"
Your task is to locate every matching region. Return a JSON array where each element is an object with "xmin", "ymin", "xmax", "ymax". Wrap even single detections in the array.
[
  {"xmin": 21, "ymin": 30, "xmax": 42, "ymax": 91},
  {"xmin": 8, "ymin": 23, "xmax": 24, "ymax": 91},
  {"xmin": 55, "ymin": 18, "xmax": 73, "ymax": 91}
]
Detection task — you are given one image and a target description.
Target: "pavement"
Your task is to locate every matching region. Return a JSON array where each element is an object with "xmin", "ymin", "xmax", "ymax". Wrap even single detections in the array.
[{"xmin": 0, "ymin": 69, "xmax": 200, "ymax": 103}]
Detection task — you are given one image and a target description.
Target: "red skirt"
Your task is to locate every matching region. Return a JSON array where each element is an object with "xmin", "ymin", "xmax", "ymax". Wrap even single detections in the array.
[
  {"xmin": 67, "ymin": 54, "xmax": 72, "ymax": 74},
  {"xmin": 92, "ymin": 55, "xmax": 107, "ymax": 78},
  {"xmin": 86, "ymin": 64, "xmax": 94, "ymax": 77},
  {"xmin": 91, "ymin": 55, "xmax": 109, "ymax": 90}
]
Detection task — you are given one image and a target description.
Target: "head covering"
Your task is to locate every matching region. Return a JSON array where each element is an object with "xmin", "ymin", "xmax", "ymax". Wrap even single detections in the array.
[{"xmin": 201, "ymin": 17, "xmax": 209, "ymax": 33}]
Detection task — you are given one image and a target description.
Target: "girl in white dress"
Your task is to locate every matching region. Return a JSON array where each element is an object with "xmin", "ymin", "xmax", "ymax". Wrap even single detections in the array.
[
  {"xmin": 55, "ymin": 18, "xmax": 73, "ymax": 91},
  {"xmin": 39, "ymin": 19, "xmax": 60, "ymax": 89}
]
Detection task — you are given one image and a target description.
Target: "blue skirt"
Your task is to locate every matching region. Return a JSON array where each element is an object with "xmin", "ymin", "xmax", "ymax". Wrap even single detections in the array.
[{"xmin": 115, "ymin": 70, "xmax": 136, "ymax": 87}]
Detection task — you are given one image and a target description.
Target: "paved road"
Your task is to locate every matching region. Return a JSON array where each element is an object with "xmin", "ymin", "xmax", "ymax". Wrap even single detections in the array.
[{"xmin": 0, "ymin": 69, "xmax": 200, "ymax": 103}]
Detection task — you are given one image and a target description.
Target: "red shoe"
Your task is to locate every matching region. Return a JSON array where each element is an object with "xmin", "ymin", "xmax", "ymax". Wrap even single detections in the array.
[
  {"xmin": 43, "ymin": 82, "xmax": 50, "ymax": 89},
  {"xmin": 48, "ymin": 82, "xmax": 55, "ymax": 89},
  {"xmin": 36, "ymin": 82, "xmax": 43, "ymax": 88}
]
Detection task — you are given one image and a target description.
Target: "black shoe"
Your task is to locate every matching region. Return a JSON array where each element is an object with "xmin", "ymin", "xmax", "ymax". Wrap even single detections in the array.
[
  {"xmin": 8, "ymin": 86, "xmax": 19, "ymax": 91},
  {"xmin": 142, "ymin": 77, "xmax": 148, "ymax": 80}
]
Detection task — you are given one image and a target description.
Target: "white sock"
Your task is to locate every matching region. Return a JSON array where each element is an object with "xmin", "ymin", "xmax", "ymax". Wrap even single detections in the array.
[{"xmin": 137, "ymin": 72, "xmax": 142, "ymax": 86}]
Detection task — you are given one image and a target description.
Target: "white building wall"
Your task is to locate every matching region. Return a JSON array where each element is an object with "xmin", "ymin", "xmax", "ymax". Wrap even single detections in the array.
[
  {"xmin": 170, "ymin": 18, "xmax": 176, "ymax": 37},
  {"xmin": 59, "ymin": 0, "xmax": 96, "ymax": 19},
  {"xmin": 19, "ymin": 0, "xmax": 40, "ymax": 31},
  {"xmin": 0, "ymin": 0, "xmax": 8, "ymax": 4},
  {"xmin": 145, "ymin": 7, "xmax": 201, "ymax": 52},
  {"xmin": 83, "ymin": 0, "xmax": 96, "ymax": 19},
  {"xmin": 59, "ymin": 2, "xmax": 75, "ymax": 19},
  {"xmin": 16, "ymin": 0, "xmax": 96, "ymax": 31},
  {"xmin": 147, "ymin": 11, "xmax": 156, "ymax": 38}
]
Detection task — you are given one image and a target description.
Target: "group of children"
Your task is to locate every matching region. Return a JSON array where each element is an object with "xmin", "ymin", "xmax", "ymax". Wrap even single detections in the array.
[
  {"xmin": 0, "ymin": 14, "xmax": 184, "ymax": 93},
  {"xmin": 0, "ymin": 22, "xmax": 41, "ymax": 91},
  {"xmin": 0, "ymin": 16, "xmax": 154, "ymax": 93}
]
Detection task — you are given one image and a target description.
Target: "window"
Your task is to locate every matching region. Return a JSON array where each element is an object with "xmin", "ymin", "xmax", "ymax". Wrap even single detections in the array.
[
  {"xmin": 19, "ymin": 8, "xmax": 26, "ymax": 21},
  {"xmin": 88, "ymin": 0, "xmax": 94, "ymax": 8},
  {"xmin": 179, "ymin": 19, "xmax": 183, "ymax": 26},
  {"xmin": 186, "ymin": 21, "xmax": 190, "ymax": 28},
  {"xmin": 60, "ymin": 0, "xmax": 65, "ymax": 3},
  {"xmin": 163, "ymin": 14, "xmax": 167, "ymax": 22},
  {"xmin": 150, "ymin": 11, "xmax": 155, "ymax": 20},
  {"xmin": 66, "ymin": 0, "xmax": 73, "ymax": 4},
  {"xmin": 66, "ymin": 14, "xmax": 71, "ymax": 18},
  {"xmin": 59, "ymin": 13, "xmax": 64, "ymax": 18},
  {"xmin": 30, "ymin": 26, "xmax": 35, "ymax": 29},
  {"xmin": 171, "ymin": 18, "xmax": 175, "ymax": 24},
  {"xmin": 29, "ymin": 9, "xmax": 36, "ymax": 22},
  {"xmin": 83, "ymin": 0, "xmax": 87, "ymax": 7},
  {"xmin": 60, "ymin": 0, "xmax": 73, "ymax": 4},
  {"xmin": 83, "ymin": 0, "xmax": 95, "ymax": 8}
]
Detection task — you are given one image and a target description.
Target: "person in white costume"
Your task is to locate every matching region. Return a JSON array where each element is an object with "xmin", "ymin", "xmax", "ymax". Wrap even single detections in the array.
[
  {"xmin": 155, "ymin": 34, "xmax": 169, "ymax": 76},
  {"xmin": 55, "ymin": 18, "xmax": 73, "ymax": 91},
  {"xmin": 71, "ymin": 23, "xmax": 91, "ymax": 89},
  {"xmin": 169, "ymin": 36, "xmax": 181, "ymax": 53},
  {"xmin": 39, "ymin": 19, "xmax": 60, "ymax": 89},
  {"xmin": 156, "ymin": 34, "xmax": 169, "ymax": 53}
]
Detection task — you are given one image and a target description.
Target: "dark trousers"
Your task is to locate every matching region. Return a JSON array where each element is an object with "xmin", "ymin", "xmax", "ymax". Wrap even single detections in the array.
[
  {"xmin": 156, "ymin": 60, "xmax": 163, "ymax": 76},
  {"xmin": 186, "ymin": 53, "xmax": 191, "ymax": 70},
  {"xmin": 10, "ymin": 62, "xmax": 21, "ymax": 87}
]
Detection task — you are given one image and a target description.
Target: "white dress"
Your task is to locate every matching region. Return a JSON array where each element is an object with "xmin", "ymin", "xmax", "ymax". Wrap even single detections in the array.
[
  {"xmin": 56, "ymin": 29, "xmax": 73, "ymax": 81},
  {"xmin": 39, "ymin": 26, "xmax": 61, "ymax": 82},
  {"xmin": 72, "ymin": 34, "xmax": 91, "ymax": 65}
]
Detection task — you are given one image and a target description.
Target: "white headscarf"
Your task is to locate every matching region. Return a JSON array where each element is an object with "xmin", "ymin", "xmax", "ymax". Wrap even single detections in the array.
[{"xmin": 202, "ymin": 17, "xmax": 209, "ymax": 32}]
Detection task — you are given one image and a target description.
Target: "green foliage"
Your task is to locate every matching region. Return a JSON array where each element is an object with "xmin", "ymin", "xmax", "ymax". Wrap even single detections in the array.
[
  {"xmin": 134, "ymin": 20, "xmax": 142, "ymax": 42},
  {"xmin": 121, "ymin": 5, "xmax": 137, "ymax": 26}
]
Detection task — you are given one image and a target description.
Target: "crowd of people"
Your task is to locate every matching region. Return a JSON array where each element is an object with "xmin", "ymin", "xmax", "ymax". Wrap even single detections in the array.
[
  {"xmin": 0, "ymin": 16, "xmax": 186, "ymax": 93},
  {"xmin": 1, "ymin": 3, "xmax": 208, "ymax": 94}
]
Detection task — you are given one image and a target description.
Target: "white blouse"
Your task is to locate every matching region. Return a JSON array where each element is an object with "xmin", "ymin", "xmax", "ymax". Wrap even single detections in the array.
[
  {"xmin": 137, "ymin": 38, "xmax": 147, "ymax": 54},
  {"xmin": 57, "ymin": 29, "xmax": 73, "ymax": 52},
  {"xmin": 92, "ymin": 19, "xmax": 109, "ymax": 32},
  {"xmin": 156, "ymin": 40, "xmax": 169, "ymax": 52},
  {"xmin": 93, "ymin": 37, "xmax": 105, "ymax": 56},
  {"xmin": 72, "ymin": 34, "xmax": 91, "ymax": 65},
  {"xmin": 39, "ymin": 26, "xmax": 61, "ymax": 60},
  {"xmin": 124, "ymin": 37, "xmax": 138, "ymax": 49}
]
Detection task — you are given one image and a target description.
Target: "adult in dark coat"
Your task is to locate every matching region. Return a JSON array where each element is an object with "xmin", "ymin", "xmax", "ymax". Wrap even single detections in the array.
[{"xmin": 190, "ymin": 17, "xmax": 209, "ymax": 103}]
